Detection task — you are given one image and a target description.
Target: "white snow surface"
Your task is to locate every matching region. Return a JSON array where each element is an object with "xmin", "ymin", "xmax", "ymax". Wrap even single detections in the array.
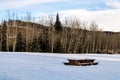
[{"xmin": 0, "ymin": 52, "xmax": 120, "ymax": 80}]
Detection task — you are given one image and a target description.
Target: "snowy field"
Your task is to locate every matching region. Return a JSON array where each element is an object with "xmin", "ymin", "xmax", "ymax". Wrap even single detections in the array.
[{"xmin": 0, "ymin": 52, "xmax": 120, "ymax": 80}]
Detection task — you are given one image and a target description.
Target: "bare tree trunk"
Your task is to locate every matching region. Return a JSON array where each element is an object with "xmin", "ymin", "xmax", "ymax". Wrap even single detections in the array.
[
  {"xmin": 6, "ymin": 21, "xmax": 9, "ymax": 52},
  {"xmin": 73, "ymin": 22, "xmax": 82, "ymax": 53},
  {"xmin": 26, "ymin": 12, "xmax": 31, "ymax": 52},
  {"xmin": 48, "ymin": 16, "xmax": 55, "ymax": 53},
  {"xmin": 13, "ymin": 21, "xmax": 18, "ymax": 52}
]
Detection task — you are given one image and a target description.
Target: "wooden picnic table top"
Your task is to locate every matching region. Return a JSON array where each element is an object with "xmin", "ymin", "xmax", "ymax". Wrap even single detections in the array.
[
  {"xmin": 67, "ymin": 59, "xmax": 95, "ymax": 62},
  {"xmin": 64, "ymin": 59, "xmax": 98, "ymax": 66}
]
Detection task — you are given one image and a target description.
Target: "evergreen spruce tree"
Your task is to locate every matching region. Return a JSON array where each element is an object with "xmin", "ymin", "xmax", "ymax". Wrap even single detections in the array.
[
  {"xmin": 29, "ymin": 38, "xmax": 41, "ymax": 52},
  {"xmin": 53, "ymin": 13, "xmax": 63, "ymax": 53},
  {"xmin": 1, "ymin": 21, "xmax": 7, "ymax": 51},
  {"xmin": 53, "ymin": 40, "xmax": 63, "ymax": 53},
  {"xmin": 39, "ymin": 37, "xmax": 50, "ymax": 52},
  {"xmin": 15, "ymin": 32, "xmax": 26, "ymax": 52},
  {"xmin": 54, "ymin": 13, "xmax": 62, "ymax": 32}
]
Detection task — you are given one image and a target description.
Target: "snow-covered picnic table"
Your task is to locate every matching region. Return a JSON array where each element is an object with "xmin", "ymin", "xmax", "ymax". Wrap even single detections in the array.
[{"xmin": 64, "ymin": 59, "xmax": 98, "ymax": 66}]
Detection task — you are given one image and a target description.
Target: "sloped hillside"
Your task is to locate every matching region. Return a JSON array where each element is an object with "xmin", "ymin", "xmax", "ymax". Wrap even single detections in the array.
[{"xmin": 0, "ymin": 19, "xmax": 120, "ymax": 53}]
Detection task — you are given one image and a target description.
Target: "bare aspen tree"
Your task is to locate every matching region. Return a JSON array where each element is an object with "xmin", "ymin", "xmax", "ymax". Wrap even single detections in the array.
[
  {"xmin": 105, "ymin": 34, "xmax": 109, "ymax": 53},
  {"xmin": 89, "ymin": 22, "xmax": 98, "ymax": 53},
  {"xmin": 96, "ymin": 30, "xmax": 103, "ymax": 53},
  {"xmin": 31, "ymin": 18, "xmax": 36, "ymax": 41},
  {"xmin": 64, "ymin": 19, "xmax": 69, "ymax": 53},
  {"xmin": 73, "ymin": 20, "xmax": 82, "ymax": 53},
  {"xmin": 6, "ymin": 20, "xmax": 10, "ymax": 52},
  {"xmin": 67, "ymin": 20, "xmax": 75, "ymax": 53},
  {"xmin": 26, "ymin": 12, "xmax": 31, "ymax": 52},
  {"xmin": 12, "ymin": 13, "xmax": 19, "ymax": 52},
  {"xmin": 48, "ymin": 16, "xmax": 55, "ymax": 52},
  {"xmin": 61, "ymin": 18, "xmax": 69, "ymax": 53},
  {"xmin": 51, "ymin": 26, "xmax": 55, "ymax": 53},
  {"xmin": 12, "ymin": 21, "xmax": 17, "ymax": 52},
  {"xmin": 81, "ymin": 23, "xmax": 88, "ymax": 53},
  {"xmin": 5, "ymin": 12, "xmax": 11, "ymax": 52}
]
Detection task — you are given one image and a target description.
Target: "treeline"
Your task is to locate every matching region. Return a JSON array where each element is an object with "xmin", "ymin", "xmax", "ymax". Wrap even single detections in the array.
[{"xmin": 0, "ymin": 14, "xmax": 120, "ymax": 54}]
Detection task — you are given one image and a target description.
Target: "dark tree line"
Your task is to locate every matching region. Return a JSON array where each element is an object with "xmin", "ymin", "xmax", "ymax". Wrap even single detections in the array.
[
  {"xmin": 0, "ymin": 14, "xmax": 120, "ymax": 54},
  {"xmin": 0, "ymin": 21, "xmax": 7, "ymax": 51}
]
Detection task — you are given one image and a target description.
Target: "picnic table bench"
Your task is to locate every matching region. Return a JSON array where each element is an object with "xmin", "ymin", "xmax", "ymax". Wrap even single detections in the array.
[{"xmin": 64, "ymin": 59, "xmax": 98, "ymax": 66}]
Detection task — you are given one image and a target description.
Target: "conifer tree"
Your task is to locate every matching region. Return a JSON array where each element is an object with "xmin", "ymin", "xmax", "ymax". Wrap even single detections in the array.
[
  {"xmin": 39, "ymin": 36, "xmax": 50, "ymax": 52},
  {"xmin": 53, "ymin": 40, "xmax": 62, "ymax": 53},
  {"xmin": 1, "ymin": 21, "xmax": 7, "ymax": 51},
  {"xmin": 15, "ymin": 32, "xmax": 26, "ymax": 52},
  {"xmin": 54, "ymin": 13, "xmax": 62, "ymax": 32},
  {"xmin": 29, "ymin": 38, "xmax": 41, "ymax": 52}
]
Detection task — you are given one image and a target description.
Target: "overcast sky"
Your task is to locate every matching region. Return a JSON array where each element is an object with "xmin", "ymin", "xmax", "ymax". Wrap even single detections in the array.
[{"xmin": 0, "ymin": 0, "xmax": 120, "ymax": 32}]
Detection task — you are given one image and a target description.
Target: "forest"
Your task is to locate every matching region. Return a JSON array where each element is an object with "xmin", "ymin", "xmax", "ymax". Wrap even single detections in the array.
[{"xmin": 0, "ymin": 13, "xmax": 120, "ymax": 54}]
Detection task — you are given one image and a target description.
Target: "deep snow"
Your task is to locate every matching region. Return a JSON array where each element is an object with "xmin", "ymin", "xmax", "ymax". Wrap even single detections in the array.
[{"xmin": 0, "ymin": 52, "xmax": 120, "ymax": 80}]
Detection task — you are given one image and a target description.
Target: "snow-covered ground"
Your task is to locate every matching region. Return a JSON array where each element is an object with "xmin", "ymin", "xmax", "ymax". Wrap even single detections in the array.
[{"xmin": 0, "ymin": 52, "xmax": 120, "ymax": 80}]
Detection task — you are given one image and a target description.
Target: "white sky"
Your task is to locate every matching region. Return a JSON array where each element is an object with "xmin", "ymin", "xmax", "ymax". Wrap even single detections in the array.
[{"xmin": 0, "ymin": 0, "xmax": 120, "ymax": 32}]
